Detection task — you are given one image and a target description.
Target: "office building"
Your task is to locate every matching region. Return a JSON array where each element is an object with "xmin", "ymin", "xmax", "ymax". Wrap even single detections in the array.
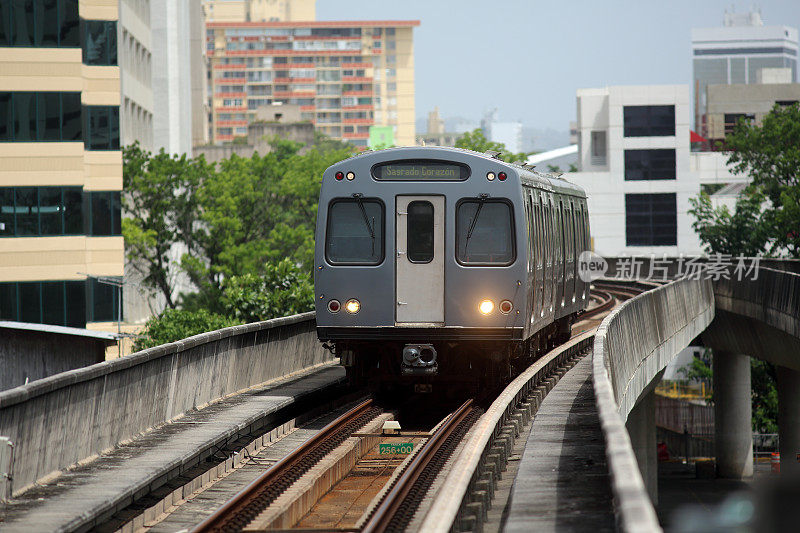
[
  {"xmin": 206, "ymin": 19, "xmax": 419, "ymax": 147},
  {"xmin": 120, "ymin": 0, "xmax": 207, "ymax": 154},
  {"xmin": 692, "ymin": 9, "xmax": 798, "ymax": 135},
  {"xmin": 705, "ymin": 82, "xmax": 800, "ymax": 144},
  {"xmin": 569, "ymin": 85, "xmax": 743, "ymax": 257},
  {"xmin": 0, "ymin": 0, "xmax": 124, "ymax": 329}
]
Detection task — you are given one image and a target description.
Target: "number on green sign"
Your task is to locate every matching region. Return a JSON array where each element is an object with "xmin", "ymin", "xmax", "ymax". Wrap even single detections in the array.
[{"xmin": 379, "ymin": 443, "xmax": 414, "ymax": 454}]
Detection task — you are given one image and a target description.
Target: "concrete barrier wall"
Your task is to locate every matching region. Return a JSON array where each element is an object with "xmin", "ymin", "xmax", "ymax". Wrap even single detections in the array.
[
  {"xmin": 0, "ymin": 326, "xmax": 112, "ymax": 392},
  {"xmin": 592, "ymin": 278, "xmax": 715, "ymax": 532},
  {"xmin": 0, "ymin": 312, "xmax": 329, "ymax": 495},
  {"xmin": 713, "ymin": 266, "xmax": 800, "ymax": 340}
]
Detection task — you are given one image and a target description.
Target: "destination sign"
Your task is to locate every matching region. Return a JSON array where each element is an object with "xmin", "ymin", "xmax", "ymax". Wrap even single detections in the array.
[
  {"xmin": 378, "ymin": 443, "xmax": 414, "ymax": 455},
  {"xmin": 372, "ymin": 160, "xmax": 470, "ymax": 181}
]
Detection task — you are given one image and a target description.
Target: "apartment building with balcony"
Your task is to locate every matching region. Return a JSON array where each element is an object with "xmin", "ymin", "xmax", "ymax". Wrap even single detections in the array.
[
  {"xmin": 205, "ymin": 19, "xmax": 419, "ymax": 147},
  {"xmin": 0, "ymin": 0, "xmax": 124, "ymax": 329}
]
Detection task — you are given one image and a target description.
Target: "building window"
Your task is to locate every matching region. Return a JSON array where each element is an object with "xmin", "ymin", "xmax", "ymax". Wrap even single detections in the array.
[
  {"xmin": 0, "ymin": 91, "xmax": 82, "ymax": 142},
  {"xmin": 625, "ymin": 193, "xmax": 677, "ymax": 246},
  {"xmin": 0, "ymin": 280, "xmax": 87, "ymax": 327},
  {"xmin": 624, "ymin": 149, "xmax": 676, "ymax": 180},
  {"xmin": 82, "ymin": 20, "xmax": 117, "ymax": 65},
  {"xmin": 0, "ymin": 0, "xmax": 80, "ymax": 48},
  {"xmin": 83, "ymin": 106, "xmax": 120, "ymax": 150},
  {"xmin": 0, "ymin": 186, "xmax": 84, "ymax": 237},
  {"xmin": 88, "ymin": 277, "xmax": 122, "ymax": 322},
  {"xmin": 87, "ymin": 191, "xmax": 121, "ymax": 236},
  {"xmin": 623, "ymin": 105, "xmax": 675, "ymax": 137},
  {"xmin": 590, "ymin": 131, "xmax": 607, "ymax": 166},
  {"xmin": 724, "ymin": 113, "xmax": 754, "ymax": 135},
  {"xmin": 0, "ymin": 187, "xmax": 119, "ymax": 237}
]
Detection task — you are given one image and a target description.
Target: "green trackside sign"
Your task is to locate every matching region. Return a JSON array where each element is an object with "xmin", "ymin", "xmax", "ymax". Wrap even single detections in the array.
[
  {"xmin": 379, "ymin": 443, "xmax": 414, "ymax": 455},
  {"xmin": 368, "ymin": 125, "xmax": 395, "ymax": 149}
]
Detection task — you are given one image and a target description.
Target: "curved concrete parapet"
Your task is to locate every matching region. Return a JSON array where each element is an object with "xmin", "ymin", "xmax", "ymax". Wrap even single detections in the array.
[
  {"xmin": 0, "ymin": 312, "xmax": 330, "ymax": 496},
  {"xmin": 593, "ymin": 278, "xmax": 715, "ymax": 532},
  {"xmin": 705, "ymin": 267, "xmax": 800, "ymax": 371}
]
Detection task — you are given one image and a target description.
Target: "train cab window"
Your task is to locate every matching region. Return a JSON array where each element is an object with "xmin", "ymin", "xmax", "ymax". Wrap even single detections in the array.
[
  {"xmin": 407, "ymin": 200, "xmax": 434, "ymax": 263},
  {"xmin": 325, "ymin": 199, "xmax": 384, "ymax": 264},
  {"xmin": 456, "ymin": 200, "xmax": 514, "ymax": 265}
]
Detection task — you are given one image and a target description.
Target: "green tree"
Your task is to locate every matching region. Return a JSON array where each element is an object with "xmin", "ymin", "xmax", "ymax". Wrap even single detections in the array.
[
  {"xmin": 688, "ymin": 191, "xmax": 768, "ymax": 256},
  {"xmin": 122, "ymin": 143, "xmax": 212, "ymax": 308},
  {"xmin": 221, "ymin": 258, "xmax": 314, "ymax": 323},
  {"xmin": 455, "ymin": 129, "xmax": 530, "ymax": 163},
  {"xmin": 751, "ymin": 359, "xmax": 779, "ymax": 433},
  {"xmin": 679, "ymin": 349, "xmax": 713, "ymax": 385},
  {"xmin": 692, "ymin": 103, "xmax": 800, "ymax": 258},
  {"xmin": 679, "ymin": 349, "xmax": 779, "ymax": 432},
  {"xmin": 133, "ymin": 308, "xmax": 241, "ymax": 351}
]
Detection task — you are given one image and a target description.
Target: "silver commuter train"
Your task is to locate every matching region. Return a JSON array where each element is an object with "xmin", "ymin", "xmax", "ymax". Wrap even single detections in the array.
[{"xmin": 314, "ymin": 146, "xmax": 590, "ymax": 393}]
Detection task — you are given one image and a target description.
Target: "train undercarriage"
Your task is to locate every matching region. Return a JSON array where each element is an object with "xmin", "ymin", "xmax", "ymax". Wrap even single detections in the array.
[{"xmin": 328, "ymin": 314, "xmax": 576, "ymax": 398}]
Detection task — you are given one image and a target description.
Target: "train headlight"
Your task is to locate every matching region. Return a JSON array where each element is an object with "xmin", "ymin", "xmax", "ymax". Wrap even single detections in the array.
[
  {"xmin": 479, "ymin": 299, "xmax": 494, "ymax": 315},
  {"xmin": 345, "ymin": 299, "xmax": 361, "ymax": 314}
]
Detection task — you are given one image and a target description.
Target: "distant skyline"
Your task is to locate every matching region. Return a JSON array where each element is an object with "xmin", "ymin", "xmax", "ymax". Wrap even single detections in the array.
[{"xmin": 317, "ymin": 0, "xmax": 800, "ymax": 131}]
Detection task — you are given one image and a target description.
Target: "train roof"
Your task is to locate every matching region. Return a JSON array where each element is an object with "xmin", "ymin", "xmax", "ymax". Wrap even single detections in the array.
[{"xmin": 337, "ymin": 146, "xmax": 586, "ymax": 198}]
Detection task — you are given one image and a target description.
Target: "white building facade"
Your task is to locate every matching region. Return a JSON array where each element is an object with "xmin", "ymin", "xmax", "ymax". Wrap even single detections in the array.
[{"xmin": 569, "ymin": 85, "xmax": 745, "ymax": 258}]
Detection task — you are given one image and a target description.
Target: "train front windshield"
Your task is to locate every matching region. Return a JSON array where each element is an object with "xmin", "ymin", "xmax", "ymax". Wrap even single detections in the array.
[
  {"xmin": 456, "ymin": 201, "xmax": 515, "ymax": 265},
  {"xmin": 325, "ymin": 199, "xmax": 384, "ymax": 264}
]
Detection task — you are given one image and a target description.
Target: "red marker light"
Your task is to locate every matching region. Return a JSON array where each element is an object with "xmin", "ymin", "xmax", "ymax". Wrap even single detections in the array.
[
  {"xmin": 498, "ymin": 172, "xmax": 507, "ymax": 181},
  {"xmin": 328, "ymin": 299, "xmax": 341, "ymax": 312},
  {"xmin": 335, "ymin": 172, "xmax": 344, "ymax": 180},
  {"xmin": 499, "ymin": 300, "xmax": 513, "ymax": 314}
]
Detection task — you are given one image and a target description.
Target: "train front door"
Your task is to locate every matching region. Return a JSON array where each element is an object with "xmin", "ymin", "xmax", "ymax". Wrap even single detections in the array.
[{"xmin": 395, "ymin": 196, "xmax": 445, "ymax": 324}]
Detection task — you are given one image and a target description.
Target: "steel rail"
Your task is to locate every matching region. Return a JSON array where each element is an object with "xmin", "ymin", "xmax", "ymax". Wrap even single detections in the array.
[
  {"xmin": 582, "ymin": 289, "xmax": 614, "ymax": 319},
  {"xmin": 360, "ymin": 398, "xmax": 475, "ymax": 533},
  {"xmin": 192, "ymin": 398, "xmax": 375, "ymax": 533}
]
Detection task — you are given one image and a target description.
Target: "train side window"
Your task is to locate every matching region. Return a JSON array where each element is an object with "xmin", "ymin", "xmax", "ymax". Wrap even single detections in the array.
[
  {"xmin": 325, "ymin": 199, "xmax": 384, "ymax": 265},
  {"xmin": 407, "ymin": 200, "xmax": 434, "ymax": 263},
  {"xmin": 566, "ymin": 208, "xmax": 573, "ymax": 260},
  {"xmin": 535, "ymin": 202, "xmax": 542, "ymax": 268},
  {"xmin": 456, "ymin": 200, "xmax": 515, "ymax": 265},
  {"xmin": 546, "ymin": 200, "xmax": 552, "ymax": 266},
  {"xmin": 527, "ymin": 194, "xmax": 535, "ymax": 270}
]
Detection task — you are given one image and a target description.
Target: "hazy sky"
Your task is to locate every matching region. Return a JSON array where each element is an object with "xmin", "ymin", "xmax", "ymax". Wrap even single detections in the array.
[{"xmin": 317, "ymin": 0, "xmax": 800, "ymax": 130}]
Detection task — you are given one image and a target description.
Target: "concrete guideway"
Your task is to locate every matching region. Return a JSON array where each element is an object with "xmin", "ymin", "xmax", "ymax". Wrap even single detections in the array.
[
  {"xmin": 592, "ymin": 263, "xmax": 800, "ymax": 531},
  {"xmin": 0, "ymin": 364, "xmax": 347, "ymax": 532},
  {"xmin": 0, "ymin": 312, "xmax": 329, "ymax": 499},
  {"xmin": 704, "ymin": 267, "xmax": 800, "ymax": 478},
  {"xmin": 593, "ymin": 277, "xmax": 715, "ymax": 532}
]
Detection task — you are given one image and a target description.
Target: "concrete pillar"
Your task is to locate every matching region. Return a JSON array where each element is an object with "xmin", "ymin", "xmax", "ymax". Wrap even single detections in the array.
[
  {"xmin": 777, "ymin": 365, "xmax": 800, "ymax": 477},
  {"xmin": 626, "ymin": 389, "xmax": 657, "ymax": 504},
  {"xmin": 713, "ymin": 351, "xmax": 753, "ymax": 478}
]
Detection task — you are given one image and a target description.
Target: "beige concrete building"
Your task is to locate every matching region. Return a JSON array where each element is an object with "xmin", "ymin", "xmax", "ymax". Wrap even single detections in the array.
[
  {"xmin": 705, "ymin": 80, "xmax": 800, "ymax": 143},
  {"xmin": 204, "ymin": 0, "xmax": 316, "ymax": 22},
  {"xmin": 206, "ymin": 19, "xmax": 418, "ymax": 147},
  {"xmin": 0, "ymin": 0, "xmax": 124, "ymax": 329}
]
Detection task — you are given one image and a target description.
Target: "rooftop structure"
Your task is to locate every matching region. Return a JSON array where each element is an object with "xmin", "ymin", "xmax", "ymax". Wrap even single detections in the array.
[{"xmin": 204, "ymin": 0, "xmax": 317, "ymax": 22}]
